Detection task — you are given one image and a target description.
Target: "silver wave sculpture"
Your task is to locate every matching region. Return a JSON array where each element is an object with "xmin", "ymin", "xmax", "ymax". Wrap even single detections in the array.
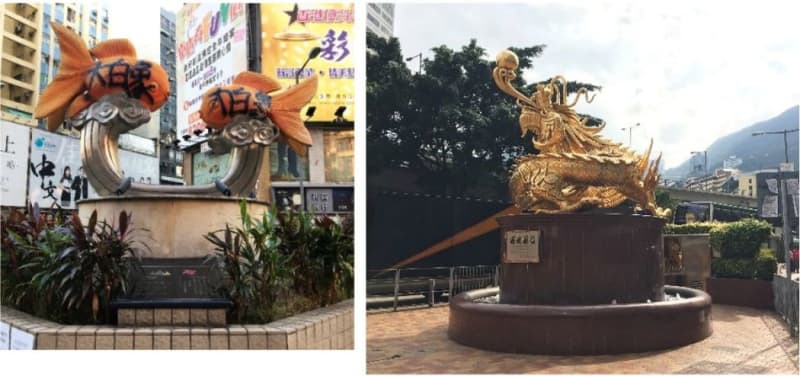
[{"xmin": 68, "ymin": 93, "xmax": 279, "ymax": 197}]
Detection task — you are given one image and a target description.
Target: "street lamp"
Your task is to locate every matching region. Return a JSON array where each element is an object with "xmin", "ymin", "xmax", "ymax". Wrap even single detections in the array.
[
  {"xmin": 405, "ymin": 53, "xmax": 422, "ymax": 74},
  {"xmin": 621, "ymin": 122, "xmax": 640, "ymax": 147},
  {"xmin": 752, "ymin": 128, "xmax": 799, "ymax": 278}
]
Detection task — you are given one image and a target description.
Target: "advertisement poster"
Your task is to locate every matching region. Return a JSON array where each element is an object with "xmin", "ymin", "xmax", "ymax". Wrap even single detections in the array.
[
  {"xmin": 27, "ymin": 130, "xmax": 158, "ymax": 209},
  {"xmin": 176, "ymin": 3, "xmax": 249, "ymax": 143},
  {"xmin": 119, "ymin": 149, "xmax": 160, "ymax": 185},
  {"xmin": 27, "ymin": 129, "xmax": 88, "ymax": 210},
  {"xmin": 0, "ymin": 121, "xmax": 31, "ymax": 207},
  {"xmin": 260, "ymin": 3, "xmax": 355, "ymax": 123},
  {"xmin": 192, "ymin": 151, "xmax": 232, "ymax": 185}
]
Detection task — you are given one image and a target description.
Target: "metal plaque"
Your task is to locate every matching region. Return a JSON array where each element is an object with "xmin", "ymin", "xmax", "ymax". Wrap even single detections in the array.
[{"xmin": 504, "ymin": 229, "xmax": 541, "ymax": 263}]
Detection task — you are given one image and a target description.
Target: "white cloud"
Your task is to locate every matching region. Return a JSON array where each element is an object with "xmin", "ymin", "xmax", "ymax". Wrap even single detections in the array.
[{"xmin": 393, "ymin": 1, "xmax": 800, "ymax": 168}]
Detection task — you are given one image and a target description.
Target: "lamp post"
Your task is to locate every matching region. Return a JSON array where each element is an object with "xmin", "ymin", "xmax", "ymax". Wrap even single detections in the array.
[
  {"xmin": 621, "ymin": 122, "xmax": 640, "ymax": 147},
  {"xmin": 405, "ymin": 53, "xmax": 422, "ymax": 74},
  {"xmin": 752, "ymin": 128, "xmax": 798, "ymax": 278}
]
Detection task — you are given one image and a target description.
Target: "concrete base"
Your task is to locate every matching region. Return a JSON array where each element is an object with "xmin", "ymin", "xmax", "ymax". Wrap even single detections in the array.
[
  {"xmin": 449, "ymin": 286, "xmax": 713, "ymax": 355},
  {"xmin": 78, "ymin": 195, "xmax": 269, "ymax": 258},
  {"xmin": 497, "ymin": 214, "xmax": 666, "ymax": 305}
]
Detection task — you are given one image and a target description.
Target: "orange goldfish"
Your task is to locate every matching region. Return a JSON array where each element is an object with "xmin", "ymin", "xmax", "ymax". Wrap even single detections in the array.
[
  {"xmin": 199, "ymin": 71, "xmax": 318, "ymax": 156},
  {"xmin": 34, "ymin": 22, "xmax": 170, "ymax": 131}
]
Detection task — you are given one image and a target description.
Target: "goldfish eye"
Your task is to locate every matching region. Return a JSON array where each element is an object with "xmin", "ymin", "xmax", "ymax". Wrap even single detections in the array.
[{"xmin": 148, "ymin": 83, "xmax": 159, "ymax": 92}]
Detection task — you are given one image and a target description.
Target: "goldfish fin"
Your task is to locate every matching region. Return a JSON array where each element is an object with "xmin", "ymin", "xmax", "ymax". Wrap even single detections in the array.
[
  {"xmin": 35, "ymin": 76, "xmax": 84, "ymax": 119},
  {"xmin": 90, "ymin": 39, "xmax": 137, "ymax": 59},
  {"xmin": 67, "ymin": 95, "xmax": 94, "ymax": 118},
  {"xmin": 270, "ymin": 110, "xmax": 312, "ymax": 147},
  {"xmin": 49, "ymin": 22, "xmax": 93, "ymax": 76},
  {"xmin": 46, "ymin": 105, "xmax": 69, "ymax": 132},
  {"xmin": 284, "ymin": 136, "xmax": 308, "ymax": 157},
  {"xmin": 233, "ymin": 71, "xmax": 282, "ymax": 93},
  {"xmin": 271, "ymin": 75, "xmax": 318, "ymax": 112},
  {"xmin": 268, "ymin": 75, "xmax": 317, "ymax": 146},
  {"xmin": 36, "ymin": 22, "xmax": 93, "ymax": 120}
]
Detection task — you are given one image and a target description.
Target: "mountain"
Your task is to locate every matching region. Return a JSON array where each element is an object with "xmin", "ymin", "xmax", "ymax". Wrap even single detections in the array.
[{"xmin": 664, "ymin": 106, "xmax": 799, "ymax": 179}]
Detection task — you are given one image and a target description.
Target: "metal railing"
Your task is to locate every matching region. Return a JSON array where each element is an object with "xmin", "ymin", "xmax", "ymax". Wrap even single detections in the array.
[
  {"xmin": 367, "ymin": 265, "xmax": 499, "ymax": 311},
  {"xmin": 773, "ymin": 274, "xmax": 799, "ymax": 337}
]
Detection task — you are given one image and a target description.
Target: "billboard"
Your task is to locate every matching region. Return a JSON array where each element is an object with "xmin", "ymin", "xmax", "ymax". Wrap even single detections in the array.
[
  {"xmin": 260, "ymin": 3, "xmax": 355, "ymax": 123},
  {"xmin": 176, "ymin": 3, "xmax": 249, "ymax": 144},
  {"xmin": 27, "ymin": 129, "xmax": 91, "ymax": 210},
  {"xmin": 0, "ymin": 122, "xmax": 31, "ymax": 207},
  {"xmin": 27, "ymin": 130, "xmax": 158, "ymax": 209}
]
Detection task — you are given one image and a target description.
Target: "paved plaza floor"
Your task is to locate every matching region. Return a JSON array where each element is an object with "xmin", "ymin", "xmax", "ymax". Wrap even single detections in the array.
[{"xmin": 367, "ymin": 304, "xmax": 799, "ymax": 374}]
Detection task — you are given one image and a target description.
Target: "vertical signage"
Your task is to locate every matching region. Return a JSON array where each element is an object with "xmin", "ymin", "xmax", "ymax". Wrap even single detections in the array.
[
  {"xmin": 176, "ymin": 3, "xmax": 249, "ymax": 143},
  {"xmin": 0, "ymin": 122, "xmax": 31, "ymax": 207}
]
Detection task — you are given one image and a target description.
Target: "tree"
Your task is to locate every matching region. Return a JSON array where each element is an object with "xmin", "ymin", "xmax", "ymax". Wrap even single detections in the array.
[{"xmin": 367, "ymin": 32, "xmax": 601, "ymax": 199}]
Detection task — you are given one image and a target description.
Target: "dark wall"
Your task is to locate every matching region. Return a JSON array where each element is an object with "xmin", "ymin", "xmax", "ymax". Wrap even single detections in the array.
[{"xmin": 367, "ymin": 190, "xmax": 509, "ymax": 270}]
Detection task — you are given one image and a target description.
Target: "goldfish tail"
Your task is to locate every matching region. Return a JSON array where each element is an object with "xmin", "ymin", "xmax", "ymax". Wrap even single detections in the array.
[
  {"xmin": 46, "ymin": 105, "xmax": 68, "ymax": 132},
  {"xmin": 35, "ymin": 22, "xmax": 93, "ymax": 126},
  {"xmin": 269, "ymin": 75, "xmax": 318, "ymax": 148}
]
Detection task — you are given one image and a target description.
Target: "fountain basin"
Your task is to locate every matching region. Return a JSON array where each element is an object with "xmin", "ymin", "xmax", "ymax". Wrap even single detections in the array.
[
  {"xmin": 78, "ymin": 195, "xmax": 269, "ymax": 258},
  {"xmin": 449, "ymin": 285, "xmax": 712, "ymax": 355}
]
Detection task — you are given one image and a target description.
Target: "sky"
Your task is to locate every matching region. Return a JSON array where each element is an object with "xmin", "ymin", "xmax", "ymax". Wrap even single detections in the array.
[{"xmin": 393, "ymin": 1, "xmax": 800, "ymax": 169}]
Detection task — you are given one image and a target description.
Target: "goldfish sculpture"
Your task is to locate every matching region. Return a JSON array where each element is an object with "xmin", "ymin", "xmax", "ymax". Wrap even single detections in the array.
[
  {"xmin": 199, "ymin": 71, "xmax": 318, "ymax": 155},
  {"xmin": 34, "ymin": 22, "xmax": 170, "ymax": 131}
]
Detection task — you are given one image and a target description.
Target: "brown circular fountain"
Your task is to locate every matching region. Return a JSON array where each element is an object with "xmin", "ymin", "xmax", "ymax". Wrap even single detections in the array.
[{"xmin": 448, "ymin": 213, "xmax": 713, "ymax": 355}]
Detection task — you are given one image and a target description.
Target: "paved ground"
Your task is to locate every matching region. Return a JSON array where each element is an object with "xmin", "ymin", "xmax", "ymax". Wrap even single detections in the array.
[{"xmin": 367, "ymin": 304, "xmax": 799, "ymax": 374}]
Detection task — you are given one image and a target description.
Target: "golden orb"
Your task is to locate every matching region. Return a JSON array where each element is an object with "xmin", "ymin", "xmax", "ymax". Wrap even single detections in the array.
[{"xmin": 496, "ymin": 50, "xmax": 519, "ymax": 70}]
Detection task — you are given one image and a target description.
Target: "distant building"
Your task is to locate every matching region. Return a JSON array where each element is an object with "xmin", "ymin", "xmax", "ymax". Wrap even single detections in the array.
[
  {"xmin": 0, "ymin": 3, "xmax": 110, "ymax": 129},
  {"xmin": 685, "ymin": 168, "xmax": 739, "ymax": 193},
  {"xmin": 723, "ymin": 155, "xmax": 743, "ymax": 169},
  {"xmin": 39, "ymin": 3, "xmax": 110, "ymax": 133},
  {"xmin": 1, "ymin": 4, "xmax": 43, "ymax": 127},
  {"xmin": 158, "ymin": 8, "xmax": 182, "ymax": 184},
  {"xmin": 367, "ymin": 3, "xmax": 394, "ymax": 39}
]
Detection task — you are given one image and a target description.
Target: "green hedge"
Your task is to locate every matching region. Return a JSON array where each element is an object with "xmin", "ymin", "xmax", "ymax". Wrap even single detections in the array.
[
  {"xmin": 709, "ymin": 218, "xmax": 772, "ymax": 259},
  {"xmin": 754, "ymin": 249, "xmax": 778, "ymax": 281},
  {"xmin": 711, "ymin": 258, "xmax": 755, "ymax": 279},
  {"xmin": 663, "ymin": 222, "xmax": 724, "ymax": 234}
]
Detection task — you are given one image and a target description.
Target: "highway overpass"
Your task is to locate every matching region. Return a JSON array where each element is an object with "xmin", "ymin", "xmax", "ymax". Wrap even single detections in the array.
[{"xmin": 663, "ymin": 187, "xmax": 758, "ymax": 208}]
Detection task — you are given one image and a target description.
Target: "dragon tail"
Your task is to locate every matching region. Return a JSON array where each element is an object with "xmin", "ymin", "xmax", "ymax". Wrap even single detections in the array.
[
  {"xmin": 644, "ymin": 152, "xmax": 662, "ymax": 193},
  {"xmin": 637, "ymin": 138, "xmax": 654, "ymax": 177}
]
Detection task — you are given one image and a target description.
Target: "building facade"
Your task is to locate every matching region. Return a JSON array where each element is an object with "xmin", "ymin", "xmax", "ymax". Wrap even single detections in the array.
[
  {"xmin": 158, "ymin": 8, "xmax": 182, "ymax": 184},
  {"xmin": 367, "ymin": 3, "xmax": 393, "ymax": 39},
  {"xmin": 1, "ymin": 3, "xmax": 43, "ymax": 127},
  {"xmin": 38, "ymin": 3, "xmax": 109, "ymax": 133},
  {"xmin": 684, "ymin": 168, "xmax": 739, "ymax": 193}
]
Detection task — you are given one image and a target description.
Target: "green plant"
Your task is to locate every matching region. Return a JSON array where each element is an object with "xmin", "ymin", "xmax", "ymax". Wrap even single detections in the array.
[
  {"xmin": 711, "ymin": 258, "xmax": 754, "ymax": 279},
  {"xmin": 274, "ymin": 209, "xmax": 319, "ymax": 300},
  {"xmin": 204, "ymin": 203, "xmax": 288, "ymax": 323},
  {"xmin": 310, "ymin": 215, "xmax": 354, "ymax": 306},
  {"xmin": 204, "ymin": 201, "xmax": 354, "ymax": 324},
  {"xmin": 1, "ymin": 205, "xmax": 141, "ymax": 324},
  {"xmin": 664, "ymin": 222, "xmax": 724, "ymax": 235},
  {"xmin": 754, "ymin": 249, "xmax": 778, "ymax": 281},
  {"xmin": 709, "ymin": 219, "xmax": 772, "ymax": 259}
]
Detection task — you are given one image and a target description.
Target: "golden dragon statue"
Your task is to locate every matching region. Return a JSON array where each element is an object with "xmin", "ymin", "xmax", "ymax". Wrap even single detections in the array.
[{"xmin": 493, "ymin": 50, "xmax": 669, "ymax": 217}]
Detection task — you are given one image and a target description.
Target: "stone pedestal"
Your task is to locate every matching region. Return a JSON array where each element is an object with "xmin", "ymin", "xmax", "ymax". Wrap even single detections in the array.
[
  {"xmin": 497, "ymin": 214, "xmax": 665, "ymax": 305},
  {"xmin": 78, "ymin": 195, "xmax": 269, "ymax": 258}
]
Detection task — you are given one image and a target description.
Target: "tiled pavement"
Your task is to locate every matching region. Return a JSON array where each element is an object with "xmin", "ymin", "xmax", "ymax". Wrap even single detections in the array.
[{"xmin": 367, "ymin": 304, "xmax": 799, "ymax": 374}]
